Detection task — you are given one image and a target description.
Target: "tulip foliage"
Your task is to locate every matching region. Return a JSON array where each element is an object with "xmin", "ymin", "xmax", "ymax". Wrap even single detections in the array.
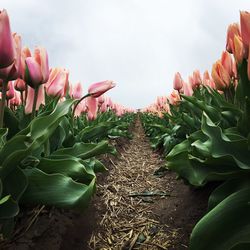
[
  {"xmin": 141, "ymin": 11, "xmax": 250, "ymax": 250},
  {"xmin": 0, "ymin": 9, "xmax": 135, "ymax": 238}
]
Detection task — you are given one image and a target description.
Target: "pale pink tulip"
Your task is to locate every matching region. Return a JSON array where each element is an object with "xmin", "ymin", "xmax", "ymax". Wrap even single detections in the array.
[
  {"xmin": 9, "ymin": 90, "xmax": 21, "ymax": 106},
  {"xmin": 232, "ymin": 35, "xmax": 244, "ymax": 64},
  {"xmin": 88, "ymin": 80, "xmax": 115, "ymax": 98},
  {"xmin": 86, "ymin": 96, "xmax": 98, "ymax": 120},
  {"xmin": 221, "ymin": 51, "xmax": 234, "ymax": 77},
  {"xmin": 240, "ymin": 11, "xmax": 250, "ymax": 49},
  {"xmin": 70, "ymin": 81, "xmax": 83, "ymax": 99},
  {"xmin": 45, "ymin": 68, "xmax": 69, "ymax": 97},
  {"xmin": 192, "ymin": 70, "xmax": 202, "ymax": 89},
  {"xmin": 173, "ymin": 72, "xmax": 183, "ymax": 91},
  {"xmin": 183, "ymin": 82, "xmax": 193, "ymax": 96},
  {"xmin": 20, "ymin": 46, "xmax": 31, "ymax": 79},
  {"xmin": 25, "ymin": 86, "xmax": 45, "ymax": 114},
  {"xmin": 211, "ymin": 60, "xmax": 231, "ymax": 90},
  {"xmin": 226, "ymin": 23, "xmax": 241, "ymax": 53},
  {"xmin": 168, "ymin": 90, "xmax": 181, "ymax": 105}
]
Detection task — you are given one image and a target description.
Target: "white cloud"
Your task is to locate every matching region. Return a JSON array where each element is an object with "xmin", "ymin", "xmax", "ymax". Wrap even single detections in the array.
[{"xmin": 1, "ymin": 0, "xmax": 249, "ymax": 108}]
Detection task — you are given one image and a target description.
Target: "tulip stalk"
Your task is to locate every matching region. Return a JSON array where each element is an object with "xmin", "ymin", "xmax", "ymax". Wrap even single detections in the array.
[
  {"xmin": 72, "ymin": 93, "xmax": 91, "ymax": 118},
  {"xmin": 0, "ymin": 81, "xmax": 7, "ymax": 128},
  {"xmin": 31, "ymin": 86, "xmax": 39, "ymax": 119}
]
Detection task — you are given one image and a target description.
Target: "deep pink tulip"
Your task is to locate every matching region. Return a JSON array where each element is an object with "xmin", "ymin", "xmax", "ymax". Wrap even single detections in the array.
[
  {"xmin": 240, "ymin": 11, "xmax": 250, "ymax": 49},
  {"xmin": 0, "ymin": 33, "xmax": 22, "ymax": 81},
  {"xmin": 88, "ymin": 80, "xmax": 115, "ymax": 98},
  {"xmin": 0, "ymin": 9, "xmax": 15, "ymax": 69},
  {"xmin": 14, "ymin": 78, "xmax": 26, "ymax": 92},
  {"xmin": 25, "ymin": 47, "xmax": 49, "ymax": 88},
  {"xmin": 45, "ymin": 68, "xmax": 69, "ymax": 97},
  {"xmin": 86, "ymin": 96, "xmax": 98, "ymax": 120},
  {"xmin": 173, "ymin": 72, "xmax": 183, "ymax": 91},
  {"xmin": 25, "ymin": 86, "xmax": 45, "ymax": 114}
]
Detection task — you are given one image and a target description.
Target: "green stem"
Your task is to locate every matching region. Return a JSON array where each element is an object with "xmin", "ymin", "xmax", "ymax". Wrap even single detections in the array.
[
  {"xmin": 0, "ymin": 81, "xmax": 8, "ymax": 128},
  {"xmin": 20, "ymin": 91, "xmax": 24, "ymax": 105},
  {"xmin": 31, "ymin": 86, "xmax": 40, "ymax": 119},
  {"xmin": 72, "ymin": 93, "xmax": 91, "ymax": 118}
]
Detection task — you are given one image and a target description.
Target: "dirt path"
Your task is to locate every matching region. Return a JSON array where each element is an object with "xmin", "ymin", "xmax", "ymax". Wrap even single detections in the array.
[
  {"xmin": 67, "ymin": 117, "xmax": 212, "ymax": 250},
  {"xmin": 3, "ymin": 117, "xmax": 212, "ymax": 250}
]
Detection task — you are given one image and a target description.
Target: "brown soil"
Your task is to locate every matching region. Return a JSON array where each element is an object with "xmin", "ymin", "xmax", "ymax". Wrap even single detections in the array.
[{"xmin": 1, "ymin": 117, "xmax": 213, "ymax": 250}]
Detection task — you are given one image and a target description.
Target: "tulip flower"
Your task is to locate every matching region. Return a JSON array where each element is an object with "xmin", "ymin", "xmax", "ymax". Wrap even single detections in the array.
[
  {"xmin": 192, "ymin": 70, "xmax": 202, "ymax": 89},
  {"xmin": 9, "ymin": 90, "xmax": 21, "ymax": 107},
  {"xmin": 86, "ymin": 96, "xmax": 98, "ymax": 121},
  {"xmin": 45, "ymin": 68, "xmax": 69, "ymax": 97},
  {"xmin": 88, "ymin": 80, "xmax": 116, "ymax": 98},
  {"xmin": 14, "ymin": 78, "xmax": 26, "ymax": 92},
  {"xmin": 183, "ymin": 82, "xmax": 193, "ymax": 96},
  {"xmin": 0, "ymin": 9, "xmax": 15, "ymax": 69},
  {"xmin": 6, "ymin": 81, "xmax": 14, "ymax": 100},
  {"xmin": 173, "ymin": 72, "xmax": 183, "ymax": 91},
  {"xmin": 25, "ymin": 47, "xmax": 49, "ymax": 88},
  {"xmin": 232, "ymin": 35, "xmax": 245, "ymax": 64},
  {"xmin": 221, "ymin": 51, "xmax": 234, "ymax": 77},
  {"xmin": 226, "ymin": 23, "xmax": 241, "ymax": 53},
  {"xmin": 20, "ymin": 46, "xmax": 31, "ymax": 79},
  {"xmin": 70, "ymin": 81, "xmax": 83, "ymax": 99},
  {"xmin": 240, "ymin": 11, "xmax": 250, "ymax": 49},
  {"xmin": 168, "ymin": 90, "xmax": 181, "ymax": 105},
  {"xmin": 211, "ymin": 60, "xmax": 231, "ymax": 90},
  {"xmin": 25, "ymin": 86, "xmax": 45, "ymax": 114}
]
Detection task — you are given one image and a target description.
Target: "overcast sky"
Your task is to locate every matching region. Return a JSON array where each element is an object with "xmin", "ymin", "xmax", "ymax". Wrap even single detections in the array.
[{"xmin": 1, "ymin": 0, "xmax": 249, "ymax": 108}]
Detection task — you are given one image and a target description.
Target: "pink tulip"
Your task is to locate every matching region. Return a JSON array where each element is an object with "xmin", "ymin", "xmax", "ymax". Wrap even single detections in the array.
[
  {"xmin": 70, "ymin": 81, "xmax": 83, "ymax": 99},
  {"xmin": 6, "ymin": 81, "xmax": 14, "ymax": 100},
  {"xmin": 45, "ymin": 68, "xmax": 69, "ymax": 97},
  {"xmin": 25, "ymin": 86, "xmax": 45, "ymax": 114},
  {"xmin": 14, "ymin": 78, "xmax": 26, "ymax": 91},
  {"xmin": 232, "ymin": 35, "xmax": 245, "ymax": 64},
  {"xmin": 226, "ymin": 23, "xmax": 241, "ymax": 53},
  {"xmin": 9, "ymin": 90, "xmax": 21, "ymax": 107},
  {"xmin": 74, "ymin": 99, "xmax": 87, "ymax": 117},
  {"xmin": 86, "ymin": 96, "xmax": 98, "ymax": 120},
  {"xmin": 173, "ymin": 72, "xmax": 183, "ymax": 91},
  {"xmin": 240, "ymin": 11, "xmax": 250, "ymax": 49},
  {"xmin": 20, "ymin": 46, "xmax": 31, "ymax": 79},
  {"xmin": 221, "ymin": 51, "xmax": 234, "ymax": 77},
  {"xmin": 168, "ymin": 90, "xmax": 180, "ymax": 105},
  {"xmin": 211, "ymin": 60, "xmax": 231, "ymax": 90},
  {"xmin": 88, "ymin": 80, "xmax": 115, "ymax": 98},
  {"xmin": 0, "ymin": 33, "xmax": 22, "ymax": 81},
  {"xmin": 0, "ymin": 9, "xmax": 15, "ymax": 69},
  {"xmin": 192, "ymin": 70, "xmax": 202, "ymax": 89},
  {"xmin": 183, "ymin": 82, "xmax": 193, "ymax": 96},
  {"xmin": 25, "ymin": 47, "xmax": 49, "ymax": 88}
]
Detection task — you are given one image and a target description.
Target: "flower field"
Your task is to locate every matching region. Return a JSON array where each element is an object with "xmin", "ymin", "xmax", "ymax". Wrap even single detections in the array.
[{"xmin": 1, "ymin": 6, "xmax": 250, "ymax": 250}]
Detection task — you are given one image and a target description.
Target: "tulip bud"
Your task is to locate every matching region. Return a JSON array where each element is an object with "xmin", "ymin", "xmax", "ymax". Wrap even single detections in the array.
[
  {"xmin": 226, "ymin": 23, "xmax": 241, "ymax": 53},
  {"xmin": 221, "ymin": 51, "xmax": 234, "ymax": 77},
  {"xmin": 211, "ymin": 60, "xmax": 231, "ymax": 90},
  {"xmin": 45, "ymin": 68, "xmax": 69, "ymax": 97},
  {"xmin": 183, "ymin": 82, "xmax": 193, "ymax": 96},
  {"xmin": 232, "ymin": 35, "xmax": 244, "ymax": 64},
  {"xmin": 0, "ymin": 9, "xmax": 15, "ymax": 68},
  {"xmin": 173, "ymin": 72, "xmax": 183, "ymax": 91},
  {"xmin": 70, "ymin": 81, "xmax": 83, "ymax": 99},
  {"xmin": 192, "ymin": 70, "xmax": 202, "ymax": 89},
  {"xmin": 14, "ymin": 78, "xmax": 26, "ymax": 92},
  {"xmin": 240, "ymin": 11, "xmax": 250, "ymax": 49},
  {"xmin": 88, "ymin": 80, "xmax": 116, "ymax": 98},
  {"xmin": 24, "ymin": 47, "xmax": 49, "ymax": 88},
  {"xmin": 6, "ymin": 81, "xmax": 14, "ymax": 100}
]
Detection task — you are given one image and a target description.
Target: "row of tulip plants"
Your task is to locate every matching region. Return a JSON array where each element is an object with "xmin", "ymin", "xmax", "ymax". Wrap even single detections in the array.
[
  {"xmin": 141, "ymin": 11, "xmax": 250, "ymax": 250},
  {"xmin": 0, "ymin": 9, "xmax": 135, "ymax": 239}
]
